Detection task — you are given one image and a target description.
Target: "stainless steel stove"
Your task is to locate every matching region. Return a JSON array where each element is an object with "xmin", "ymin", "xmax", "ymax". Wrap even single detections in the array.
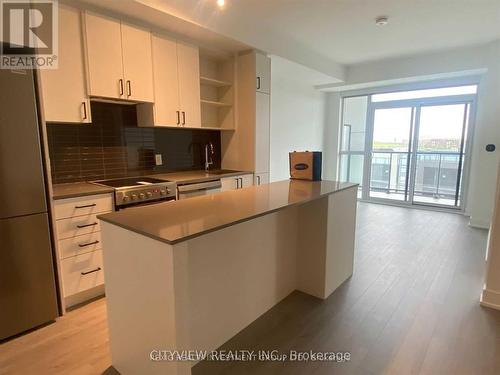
[{"xmin": 93, "ymin": 177, "xmax": 177, "ymax": 209}]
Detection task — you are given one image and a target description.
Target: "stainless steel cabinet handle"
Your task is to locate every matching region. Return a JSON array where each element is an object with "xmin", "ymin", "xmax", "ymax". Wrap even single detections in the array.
[
  {"xmin": 239, "ymin": 177, "xmax": 243, "ymax": 188},
  {"xmin": 257, "ymin": 76, "xmax": 261, "ymax": 90},
  {"xmin": 119, "ymin": 79, "xmax": 124, "ymax": 96},
  {"xmin": 126, "ymin": 80, "xmax": 132, "ymax": 97},
  {"xmin": 81, "ymin": 267, "xmax": 101, "ymax": 275},
  {"xmin": 75, "ymin": 203, "xmax": 96, "ymax": 209},
  {"xmin": 235, "ymin": 178, "xmax": 239, "ymax": 189},
  {"xmin": 82, "ymin": 101, "xmax": 87, "ymax": 120},
  {"xmin": 76, "ymin": 222, "xmax": 98, "ymax": 229},
  {"xmin": 176, "ymin": 111, "xmax": 180, "ymax": 125},
  {"xmin": 78, "ymin": 240, "xmax": 99, "ymax": 248},
  {"xmin": 182, "ymin": 111, "xmax": 186, "ymax": 125},
  {"xmin": 257, "ymin": 175, "xmax": 261, "ymax": 185}
]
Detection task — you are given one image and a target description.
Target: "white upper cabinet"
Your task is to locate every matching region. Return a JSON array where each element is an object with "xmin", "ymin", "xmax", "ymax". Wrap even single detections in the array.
[
  {"xmin": 84, "ymin": 12, "xmax": 154, "ymax": 102},
  {"xmin": 255, "ymin": 91, "xmax": 270, "ymax": 174},
  {"xmin": 143, "ymin": 37, "xmax": 201, "ymax": 128},
  {"xmin": 39, "ymin": 6, "xmax": 90, "ymax": 123},
  {"xmin": 177, "ymin": 42, "xmax": 201, "ymax": 127},
  {"xmin": 84, "ymin": 12, "xmax": 124, "ymax": 99},
  {"xmin": 150, "ymin": 35, "xmax": 180, "ymax": 126},
  {"xmin": 121, "ymin": 23, "xmax": 154, "ymax": 102},
  {"xmin": 255, "ymin": 52, "xmax": 271, "ymax": 94}
]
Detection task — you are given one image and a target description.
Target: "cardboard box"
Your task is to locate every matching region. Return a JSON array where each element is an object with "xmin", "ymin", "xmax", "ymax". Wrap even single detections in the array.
[{"xmin": 289, "ymin": 151, "xmax": 322, "ymax": 181}]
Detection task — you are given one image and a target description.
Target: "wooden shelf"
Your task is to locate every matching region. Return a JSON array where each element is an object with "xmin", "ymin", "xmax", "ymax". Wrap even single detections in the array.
[
  {"xmin": 200, "ymin": 76, "xmax": 232, "ymax": 87},
  {"xmin": 201, "ymin": 99, "xmax": 232, "ymax": 107}
]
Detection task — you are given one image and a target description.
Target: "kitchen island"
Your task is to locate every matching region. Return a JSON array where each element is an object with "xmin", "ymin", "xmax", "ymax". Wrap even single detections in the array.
[{"xmin": 98, "ymin": 179, "xmax": 358, "ymax": 375}]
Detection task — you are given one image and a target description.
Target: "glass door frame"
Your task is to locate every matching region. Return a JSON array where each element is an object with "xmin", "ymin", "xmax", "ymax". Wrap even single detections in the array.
[{"xmin": 362, "ymin": 94, "xmax": 477, "ymax": 211}]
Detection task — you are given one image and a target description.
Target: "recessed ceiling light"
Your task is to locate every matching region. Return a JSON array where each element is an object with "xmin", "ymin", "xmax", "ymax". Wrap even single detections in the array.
[
  {"xmin": 375, "ymin": 16, "xmax": 388, "ymax": 26},
  {"xmin": 217, "ymin": 0, "xmax": 225, "ymax": 8}
]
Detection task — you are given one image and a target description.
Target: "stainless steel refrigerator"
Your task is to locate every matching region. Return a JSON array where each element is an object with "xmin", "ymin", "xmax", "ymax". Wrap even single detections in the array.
[{"xmin": 0, "ymin": 67, "xmax": 59, "ymax": 341}]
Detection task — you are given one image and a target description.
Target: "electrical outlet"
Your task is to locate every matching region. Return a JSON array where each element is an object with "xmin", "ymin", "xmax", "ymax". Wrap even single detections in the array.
[{"xmin": 155, "ymin": 154, "xmax": 163, "ymax": 166}]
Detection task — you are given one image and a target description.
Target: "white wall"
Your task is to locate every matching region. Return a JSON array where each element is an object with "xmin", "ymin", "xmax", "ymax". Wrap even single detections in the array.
[
  {"xmin": 270, "ymin": 56, "xmax": 327, "ymax": 182},
  {"xmin": 325, "ymin": 40, "xmax": 500, "ymax": 228}
]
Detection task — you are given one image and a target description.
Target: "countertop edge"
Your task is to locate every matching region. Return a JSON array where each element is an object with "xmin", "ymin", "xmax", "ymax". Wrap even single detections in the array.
[
  {"xmin": 150, "ymin": 170, "xmax": 254, "ymax": 185},
  {"xmin": 97, "ymin": 183, "xmax": 359, "ymax": 246},
  {"xmin": 52, "ymin": 184, "xmax": 115, "ymax": 200}
]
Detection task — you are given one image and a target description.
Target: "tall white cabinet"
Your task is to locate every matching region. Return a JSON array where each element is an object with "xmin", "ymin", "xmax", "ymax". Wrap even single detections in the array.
[
  {"xmin": 221, "ymin": 50, "xmax": 271, "ymax": 185},
  {"xmin": 39, "ymin": 5, "xmax": 91, "ymax": 123}
]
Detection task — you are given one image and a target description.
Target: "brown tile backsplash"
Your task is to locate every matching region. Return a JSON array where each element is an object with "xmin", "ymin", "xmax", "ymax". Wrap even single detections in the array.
[{"xmin": 47, "ymin": 102, "xmax": 221, "ymax": 184}]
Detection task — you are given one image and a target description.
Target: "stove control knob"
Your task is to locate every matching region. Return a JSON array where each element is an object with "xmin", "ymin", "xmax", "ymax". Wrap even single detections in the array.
[
  {"xmin": 122, "ymin": 196, "xmax": 130, "ymax": 202},
  {"xmin": 131, "ymin": 194, "xmax": 138, "ymax": 200},
  {"xmin": 147, "ymin": 192, "xmax": 153, "ymax": 198},
  {"xmin": 139, "ymin": 193, "xmax": 145, "ymax": 199},
  {"xmin": 160, "ymin": 189, "xmax": 166, "ymax": 195}
]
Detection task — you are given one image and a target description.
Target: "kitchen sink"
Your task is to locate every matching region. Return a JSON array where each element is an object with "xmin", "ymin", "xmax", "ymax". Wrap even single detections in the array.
[{"xmin": 207, "ymin": 169, "xmax": 241, "ymax": 175}]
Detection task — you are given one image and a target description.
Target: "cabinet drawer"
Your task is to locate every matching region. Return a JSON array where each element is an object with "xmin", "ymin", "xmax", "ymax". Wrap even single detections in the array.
[
  {"xmin": 54, "ymin": 193, "xmax": 113, "ymax": 220},
  {"xmin": 56, "ymin": 214, "xmax": 102, "ymax": 240},
  {"xmin": 61, "ymin": 250, "xmax": 104, "ymax": 297},
  {"xmin": 58, "ymin": 232, "xmax": 102, "ymax": 259}
]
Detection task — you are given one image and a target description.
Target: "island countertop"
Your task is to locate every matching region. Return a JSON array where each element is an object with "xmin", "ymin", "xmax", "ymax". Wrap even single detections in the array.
[{"xmin": 98, "ymin": 180, "xmax": 358, "ymax": 245}]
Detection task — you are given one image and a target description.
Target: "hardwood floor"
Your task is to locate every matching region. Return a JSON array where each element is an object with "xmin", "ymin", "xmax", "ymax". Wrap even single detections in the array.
[{"xmin": 1, "ymin": 202, "xmax": 499, "ymax": 375}]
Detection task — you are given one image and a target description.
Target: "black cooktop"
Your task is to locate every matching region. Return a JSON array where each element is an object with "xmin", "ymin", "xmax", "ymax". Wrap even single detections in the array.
[{"xmin": 93, "ymin": 177, "xmax": 169, "ymax": 188}]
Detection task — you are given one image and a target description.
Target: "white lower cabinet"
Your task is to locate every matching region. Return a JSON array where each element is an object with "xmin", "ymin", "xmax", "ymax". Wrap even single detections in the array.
[
  {"xmin": 53, "ymin": 193, "xmax": 112, "ymax": 307},
  {"xmin": 221, "ymin": 174, "xmax": 254, "ymax": 191},
  {"xmin": 61, "ymin": 250, "xmax": 104, "ymax": 297},
  {"xmin": 254, "ymin": 172, "xmax": 269, "ymax": 186}
]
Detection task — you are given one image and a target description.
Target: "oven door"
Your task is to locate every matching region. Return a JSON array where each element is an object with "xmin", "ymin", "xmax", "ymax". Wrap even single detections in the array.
[{"xmin": 177, "ymin": 180, "xmax": 222, "ymax": 200}]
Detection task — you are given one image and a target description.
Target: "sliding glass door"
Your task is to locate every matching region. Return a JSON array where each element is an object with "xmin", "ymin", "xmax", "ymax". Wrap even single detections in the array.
[
  {"xmin": 369, "ymin": 107, "xmax": 414, "ymax": 202},
  {"xmin": 339, "ymin": 85, "xmax": 477, "ymax": 211},
  {"xmin": 412, "ymin": 103, "xmax": 469, "ymax": 207},
  {"xmin": 365, "ymin": 100, "xmax": 471, "ymax": 209}
]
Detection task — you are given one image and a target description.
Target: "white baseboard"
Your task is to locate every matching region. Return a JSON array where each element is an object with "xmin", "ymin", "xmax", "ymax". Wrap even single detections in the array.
[
  {"xmin": 480, "ymin": 288, "xmax": 500, "ymax": 311},
  {"xmin": 64, "ymin": 284, "xmax": 105, "ymax": 310},
  {"xmin": 469, "ymin": 217, "xmax": 490, "ymax": 229}
]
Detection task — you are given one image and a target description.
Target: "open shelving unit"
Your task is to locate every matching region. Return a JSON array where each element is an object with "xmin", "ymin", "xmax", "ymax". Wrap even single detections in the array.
[{"xmin": 199, "ymin": 53, "xmax": 236, "ymax": 131}]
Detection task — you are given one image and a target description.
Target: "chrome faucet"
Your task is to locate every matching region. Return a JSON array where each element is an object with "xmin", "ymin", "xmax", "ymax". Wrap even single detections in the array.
[{"xmin": 205, "ymin": 142, "xmax": 214, "ymax": 171}]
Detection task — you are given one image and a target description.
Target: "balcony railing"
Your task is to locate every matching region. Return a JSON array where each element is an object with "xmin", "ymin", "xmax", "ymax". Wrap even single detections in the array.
[{"xmin": 370, "ymin": 150, "xmax": 462, "ymax": 201}]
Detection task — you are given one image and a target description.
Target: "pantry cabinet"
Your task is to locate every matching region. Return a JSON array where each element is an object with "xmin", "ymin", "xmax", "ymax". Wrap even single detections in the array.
[
  {"xmin": 84, "ymin": 12, "xmax": 154, "ymax": 102},
  {"xmin": 221, "ymin": 50, "xmax": 271, "ymax": 181},
  {"xmin": 255, "ymin": 52, "xmax": 271, "ymax": 94},
  {"xmin": 39, "ymin": 5, "xmax": 91, "ymax": 123},
  {"xmin": 255, "ymin": 91, "xmax": 270, "ymax": 175}
]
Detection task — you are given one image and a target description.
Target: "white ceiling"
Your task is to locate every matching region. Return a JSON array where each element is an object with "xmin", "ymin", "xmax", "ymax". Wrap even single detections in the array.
[
  {"xmin": 74, "ymin": 0, "xmax": 500, "ymax": 81},
  {"xmin": 139, "ymin": 0, "xmax": 500, "ymax": 72}
]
